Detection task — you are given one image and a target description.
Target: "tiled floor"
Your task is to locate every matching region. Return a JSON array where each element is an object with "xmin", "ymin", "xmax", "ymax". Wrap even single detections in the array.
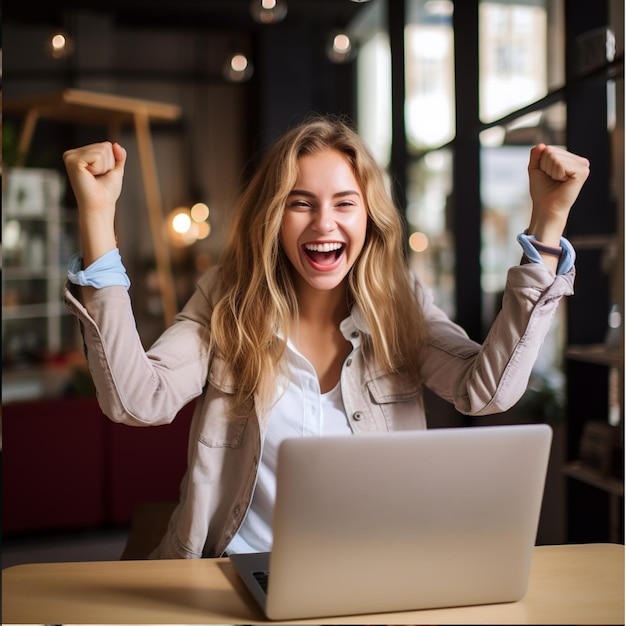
[{"xmin": 2, "ymin": 527, "xmax": 130, "ymax": 569}]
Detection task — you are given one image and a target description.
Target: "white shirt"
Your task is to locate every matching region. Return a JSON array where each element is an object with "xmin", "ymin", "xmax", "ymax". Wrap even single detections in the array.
[{"xmin": 225, "ymin": 318, "xmax": 361, "ymax": 554}]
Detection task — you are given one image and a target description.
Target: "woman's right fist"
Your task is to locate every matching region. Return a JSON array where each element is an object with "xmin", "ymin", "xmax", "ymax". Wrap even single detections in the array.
[{"xmin": 63, "ymin": 141, "xmax": 127, "ymax": 215}]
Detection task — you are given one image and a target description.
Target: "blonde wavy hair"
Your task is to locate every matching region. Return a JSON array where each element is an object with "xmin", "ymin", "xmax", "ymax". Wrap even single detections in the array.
[{"xmin": 211, "ymin": 115, "xmax": 426, "ymax": 415}]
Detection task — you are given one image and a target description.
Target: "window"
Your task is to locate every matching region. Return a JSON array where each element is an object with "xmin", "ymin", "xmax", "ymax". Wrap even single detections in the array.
[
  {"xmin": 405, "ymin": 0, "xmax": 455, "ymax": 150},
  {"xmin": 479, "ymin": 0, "xmax": 564, "ymax": 122},
  {"xmin": 357, "ymin": 31, "xmax": 392, "ymax": 167}
]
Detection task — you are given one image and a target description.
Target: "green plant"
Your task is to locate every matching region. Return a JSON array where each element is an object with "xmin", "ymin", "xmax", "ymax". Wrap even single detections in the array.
[
  {"xmin": 516, "ymin": 369, "xmax": 565, "ymax": 423},
  {"xmin": 2, "ymin": 121, "xmax": 20, "ymax": 168}
]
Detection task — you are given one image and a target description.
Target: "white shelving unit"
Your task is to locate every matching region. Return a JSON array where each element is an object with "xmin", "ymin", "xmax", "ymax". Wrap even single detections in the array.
[{"xmin": 2, "ymin": 168, "xmax": 79, "ymax": 398}]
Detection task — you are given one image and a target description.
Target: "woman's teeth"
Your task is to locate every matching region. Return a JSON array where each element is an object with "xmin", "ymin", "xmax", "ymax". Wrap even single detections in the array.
[
  {"xmin": 303, "ymin": 242, "xmax": 344, "ymax": 265},
  {"xmin": 304, "ymin": 242, "xmax": 343, "ymax": 253}
]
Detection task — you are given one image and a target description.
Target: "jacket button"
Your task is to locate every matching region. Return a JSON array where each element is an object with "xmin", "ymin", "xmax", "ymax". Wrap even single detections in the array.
[
  {"xmin": 346, "ymin": 358, "xmax": 352, "ymax": 367},
  {"xmin": 352, "ymin": 411, "xmax": 363, "ymax": 421},
  {"xmin": 351, "ymin": 331, "xmax": 359, "ymax": 338}
]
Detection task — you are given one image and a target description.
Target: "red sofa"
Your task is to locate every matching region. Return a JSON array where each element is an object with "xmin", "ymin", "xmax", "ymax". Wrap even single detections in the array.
[{"xmin": 2, "ymin": 397, "xmax": 194, "ymax": 534}]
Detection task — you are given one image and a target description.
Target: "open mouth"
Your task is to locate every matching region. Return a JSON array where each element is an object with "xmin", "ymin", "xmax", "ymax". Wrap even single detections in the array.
[{"xmin": 303, "ymin": 242, "xmax": 345, "ymax": 267}]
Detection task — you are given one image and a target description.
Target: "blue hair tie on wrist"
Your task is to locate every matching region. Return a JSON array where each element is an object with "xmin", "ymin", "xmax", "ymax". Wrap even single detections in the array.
[{"xmin": 517, "ymin": 231, "xmax": 575, "ymax": 275}]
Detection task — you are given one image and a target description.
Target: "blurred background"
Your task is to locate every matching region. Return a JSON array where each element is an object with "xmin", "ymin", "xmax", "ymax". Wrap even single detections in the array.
[{"xmin": 2, "ymin": 0, "xmax": 624, "ymax": 565}]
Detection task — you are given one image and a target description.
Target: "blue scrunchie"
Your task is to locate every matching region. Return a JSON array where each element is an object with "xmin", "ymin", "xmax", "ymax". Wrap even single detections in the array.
[
  {"xmin": 517, "ymin": 232, "xmax": 576, "ymax": 275},
  {"xmin": 68, "ymin": 248, "xmax": 131, "ymax": 289}
]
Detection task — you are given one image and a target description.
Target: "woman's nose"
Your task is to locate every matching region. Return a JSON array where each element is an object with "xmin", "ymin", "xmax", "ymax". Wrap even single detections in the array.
[{"xmin": 312, "ymin": 207, "xmax": 336, "ymax": 233}]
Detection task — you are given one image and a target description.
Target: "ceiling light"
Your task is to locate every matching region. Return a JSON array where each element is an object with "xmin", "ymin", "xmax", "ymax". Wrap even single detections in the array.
[
  {"xmin": 49, "ymin": 31, "xmax": 74, "ymax": 59},
  {"xmin": 165, "ymin": 204, "xmax": 212, "ymax": 247},
  {"xmin": 223, "ymin": 53, "xmax": 254, "ymax": 82},
  {"xmin": 327, "ymin": 32, "xmax": 355, "ymax": 64},
  {"xmin": 250, "ymin": 0, "xmax": 288, "ymax": 24}
]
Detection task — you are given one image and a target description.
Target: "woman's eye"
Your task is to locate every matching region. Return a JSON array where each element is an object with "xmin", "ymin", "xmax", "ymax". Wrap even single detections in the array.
[
  {"xmin": 288, "ymin": 200, "xmax": 311, "ymax": 209},
  {"xmin": 334, "ymin": 201, "xmax": 358, "ymax": 211}
]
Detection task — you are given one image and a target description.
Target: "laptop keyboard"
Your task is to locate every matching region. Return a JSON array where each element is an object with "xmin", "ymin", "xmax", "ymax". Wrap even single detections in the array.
[{"xmin": 253, "ymin": 570, "xmax": 269, "ymax": 593}]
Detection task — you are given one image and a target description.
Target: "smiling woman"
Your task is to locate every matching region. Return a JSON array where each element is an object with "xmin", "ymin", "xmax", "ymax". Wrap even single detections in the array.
[
  {"xmin": 279, "ymin": 149, "xmax": 368, "ymax": 299},
  {"xmin": 61, "ymin": 113, "xmax": 588, "ymax": 559}
]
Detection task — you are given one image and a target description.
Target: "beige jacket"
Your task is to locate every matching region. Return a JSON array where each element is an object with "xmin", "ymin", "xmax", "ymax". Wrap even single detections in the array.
[{"xmin": 63, "ymin": 262, "xmax": 574, "ymax": 558}]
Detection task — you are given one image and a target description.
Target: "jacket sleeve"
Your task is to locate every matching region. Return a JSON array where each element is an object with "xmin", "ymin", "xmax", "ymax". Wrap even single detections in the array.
[
  {"xmin": 62, "ymin": 266, "xmax": 220, "ymax": 426},
  {"xmin": 417, "ymin": 263, "xmax": 575, "ymax": 415}
]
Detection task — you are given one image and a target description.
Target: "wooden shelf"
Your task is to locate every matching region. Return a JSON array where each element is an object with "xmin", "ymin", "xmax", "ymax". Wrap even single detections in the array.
[
  {"xmin": 3, "ymin": 302, "xmax": 70, "ymax": 320},
  {"xmin": 563, "ymin": 461, "xmax": 624, "ymax": 497},
  {"xmin": 568, "ymin": 234, "xmax": 618, "ymax": 250},
  {"xmin": 566, "ymin": 344, "xmax": 624, "ymax": 368}
]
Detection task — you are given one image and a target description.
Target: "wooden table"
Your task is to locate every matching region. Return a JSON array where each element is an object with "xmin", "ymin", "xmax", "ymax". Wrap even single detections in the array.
[{"xmin": 2, "ymin": 543, "xmax": 623, "ymax": 624}]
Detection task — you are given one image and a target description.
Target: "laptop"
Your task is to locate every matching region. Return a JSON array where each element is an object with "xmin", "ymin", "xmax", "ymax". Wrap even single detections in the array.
[{"xmin": 229, "ymin": 423, "xmax": 552, "ymax": 621}]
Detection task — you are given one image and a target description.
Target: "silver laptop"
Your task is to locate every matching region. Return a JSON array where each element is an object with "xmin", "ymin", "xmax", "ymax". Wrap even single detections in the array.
[{"xmin": 229, "ymin": 423, "xmax": 552, "ymax": 621}]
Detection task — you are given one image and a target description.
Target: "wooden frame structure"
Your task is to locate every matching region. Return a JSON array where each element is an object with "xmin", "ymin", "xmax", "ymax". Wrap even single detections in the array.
[{"xmin": 4, "ymin": 88, "xmax": 182, "ymax": 326}]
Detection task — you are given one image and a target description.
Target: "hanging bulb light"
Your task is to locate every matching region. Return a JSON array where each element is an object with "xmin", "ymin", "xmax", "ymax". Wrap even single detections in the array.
[
  {"xmin": 165, "ymin": 207, "xmax": 196, "ymax": 247},
  {"xmin": 164, "ymin": 202, "xmax": 212, "ymax": 247},
  {"xmin": 49, "ymin": 31, "xmax": 74, "ymax": 59},
  {"xmin": 326, "ymin": 32, "xmax": 356, "ymax": 64},
  {"xmin": 250, "ymin": 0, "xmax": 287, "ymax": 25},
  {"xmin": 191, "ymin": 203, "xmax": 211, "ymax": 240},
  {"xmin": 223, "ymin": 53, "xmax": 254, "ymax": 82}
]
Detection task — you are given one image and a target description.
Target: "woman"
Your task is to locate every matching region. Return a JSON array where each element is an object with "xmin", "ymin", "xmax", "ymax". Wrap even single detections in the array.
[{"xmin": 63, "ymin": 115, "xmax": 589, "ymax": 558}]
